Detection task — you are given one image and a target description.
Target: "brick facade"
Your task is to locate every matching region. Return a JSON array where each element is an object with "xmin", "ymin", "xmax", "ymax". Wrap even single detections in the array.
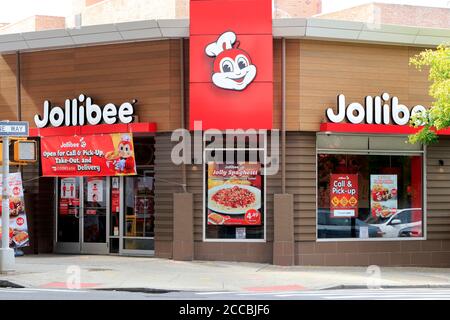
[
  {"xmin": 274, "ymin": 0, "xmax": 322, "ymax": 18},
  {"xmin": 317, "ymin": 2, "xmax": 450, "ymax": 29}
]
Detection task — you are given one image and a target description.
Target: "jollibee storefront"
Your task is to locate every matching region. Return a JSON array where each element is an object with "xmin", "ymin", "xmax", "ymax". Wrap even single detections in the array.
[{"xmin": 0, "ymin": 0, "xmax": 449, "ymax": 266}]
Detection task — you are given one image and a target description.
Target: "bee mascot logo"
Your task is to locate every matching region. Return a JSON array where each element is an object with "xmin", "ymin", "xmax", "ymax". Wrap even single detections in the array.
[{"xmin": 205, "ymin": 31, "xmax": 257, "ymax": 91}]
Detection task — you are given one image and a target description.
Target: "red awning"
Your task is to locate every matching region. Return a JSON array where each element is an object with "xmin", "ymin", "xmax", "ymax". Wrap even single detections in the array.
[
  {"xmin": 320, "ymin": 123, "xmax": 450, "ymax": 135},
  {"xmin": 29, "ymin": 122, "xmax": 157, "ymax": 137}
]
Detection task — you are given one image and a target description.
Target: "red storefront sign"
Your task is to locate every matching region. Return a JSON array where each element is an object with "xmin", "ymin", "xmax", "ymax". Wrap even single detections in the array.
[
  {"xmin": 189, "ymin": 0, "xmax": 273, "ymax": 130},
  {"xmin": 330, "ymin": 174, "xmax": 358, "ymax": 218},
  {"xmin": 41, "ymin": 133, "xmax": 137, "ymax": 177}
]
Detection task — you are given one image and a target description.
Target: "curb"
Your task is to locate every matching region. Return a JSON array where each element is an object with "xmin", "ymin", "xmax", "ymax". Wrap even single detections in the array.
[
  {"xmin": 322, "ymin": 284, "xmax": 450, "ymax": 290},
  {"xmin": 0, "ymin": 280, "xmax": 24, "ymax": 289},
  {"xmin": 94, "ymin": 287, "xmax": 180, "ymax": 294}
]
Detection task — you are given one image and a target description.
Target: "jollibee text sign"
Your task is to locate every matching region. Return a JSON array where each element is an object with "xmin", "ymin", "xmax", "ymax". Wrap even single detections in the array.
[{"xmin": 189, "ymin": 0, "xmax": 273, "ymax": 130}]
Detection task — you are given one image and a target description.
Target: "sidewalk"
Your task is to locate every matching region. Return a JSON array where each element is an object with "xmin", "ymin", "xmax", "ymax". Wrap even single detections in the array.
[{"xmin": 1, "ymin": 255, "xmax": 450, "ymax": 292}]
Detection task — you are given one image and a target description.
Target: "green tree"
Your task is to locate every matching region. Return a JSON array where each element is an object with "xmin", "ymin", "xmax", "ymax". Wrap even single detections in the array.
[{"xmin": 408, "ymin": 43, "xmax": 450, "ymax": 144}]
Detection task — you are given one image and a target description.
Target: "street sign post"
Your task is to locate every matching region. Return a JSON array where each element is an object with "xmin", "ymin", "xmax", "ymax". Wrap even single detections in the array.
[
  {"xmin": 0, "ymin": 121, "xmax": 29, "ymax": 137},
  {"xmin": 0, "ymin": 120, "xmax": 29, "ymax": 272}
]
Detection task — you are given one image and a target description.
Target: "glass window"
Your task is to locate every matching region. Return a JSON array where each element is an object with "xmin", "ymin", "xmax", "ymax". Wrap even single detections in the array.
[
  {"xmin": 317, "ymin": 153, "xmax": 423, "ymax": 240},
  {"xmin": 123, "ymin": 169, "xmax": 155, "ymax": 249},
  {"xmin": 204, "ymin": 148, "xmax": 265, "ymax": 240},
  {"xmin": 317, "ymin": 135, "xmax": 368, "ymax": 150},
  {"xmin": 83, "ymin": 177, "xmax": 107, "ymax": 243},
  {"xmin": 369, "ymin": 136, "xmax": 422, "ymax": 151},
  {"xmin": 57, "ymin": 178, "xmax": 81, "ymax": 242}
]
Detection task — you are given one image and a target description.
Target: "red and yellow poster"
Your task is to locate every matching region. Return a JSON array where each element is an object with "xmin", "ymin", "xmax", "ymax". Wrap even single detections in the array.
[
  {"xmin": 207, "ymin": 162, "xmax": 263, "ymax": 226},
  {"xmin": 0, "ymin": 172, "xmax": 30, "ymax": 248},
  {"xmin": 330, "ymin": 174, "xmax": 358, "ymax": 218},
  {"xmin": 370, "ymin": 174, "xmax": 398, "ymax": 218},
  {"xmin": 41, "ymin": 133, "xmax": 137, "ymax": 177}
]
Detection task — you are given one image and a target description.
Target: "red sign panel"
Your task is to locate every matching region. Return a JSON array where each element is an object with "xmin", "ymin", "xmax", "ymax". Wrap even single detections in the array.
[
  {"xmin": 189, "ymin": 0, "xmax": 273, "ymax": 130},
  {"xmin": 41, "ymin": 133, "xmax": 137, "ymax": 177},
  {"xmin": 330, "ymin": 174, "xmax": 359, "ymax": 218}
]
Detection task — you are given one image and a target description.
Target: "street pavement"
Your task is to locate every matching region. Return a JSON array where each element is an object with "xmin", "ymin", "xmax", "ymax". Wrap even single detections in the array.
[
  {"xmin": 1, "ymin": 287, "xmax": 450, "ymax": 300},
  {"xmin": 1, "ymin": 255, "xmax": 450, "ymax": 297}
]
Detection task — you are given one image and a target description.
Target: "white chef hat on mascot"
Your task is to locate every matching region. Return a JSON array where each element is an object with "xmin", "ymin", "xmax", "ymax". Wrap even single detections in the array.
[
  {"xmin": 121, "ymin": 134, "xmax": 131, "ymax": 142},
  {"xmin": 205, "ymin": 31, "xmax": 236, "ymax": 57}
]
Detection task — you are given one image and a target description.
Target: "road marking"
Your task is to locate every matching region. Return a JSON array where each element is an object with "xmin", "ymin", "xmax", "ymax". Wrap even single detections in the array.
[
  {"xmin": 243, "ymin": 285, "xmax": 305, "ymax": 292},
  {"xmin": 195, "ymin": 292, "xmax": 236, "ymax": 295},
  {"xmin": 29, "ymin": 288, "xmax": 89, "ymax": 293},
  {"xmin": 0, "ymin": 288, "xmax": 90, "ymax": 293},
  {"xmin": 0, "ymin": 289, "xmax": 36, "ymax": 293},
  {"xmin": 238, "ymin": 291, "xmax": 312, "ymax": 296},
  {"xmin": 40, "ymin": 282, "xmax": 100, "ymax": 289}
]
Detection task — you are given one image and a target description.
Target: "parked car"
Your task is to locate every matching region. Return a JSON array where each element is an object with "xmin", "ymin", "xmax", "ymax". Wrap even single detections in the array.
[
  {"xmin": 399, "ymin": 225, "xmax": 422, "ymax": 238},
  {"xmin": 317, "ymin": 209, "xmax": 383, "ymax": 238},
  {"xmin": 368, "ymin": 208, "xmax": 422, "ymax": 238}
]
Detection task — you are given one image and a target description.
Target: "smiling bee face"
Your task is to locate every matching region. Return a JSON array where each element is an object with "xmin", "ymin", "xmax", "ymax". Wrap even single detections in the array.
[
  {"xmin": 205, "ymin": 31, "xmax": 257, "ymax": 91},
  {"xmin": 212, "ymin": 48, "xmax": 257, "ymax": 91},
  {"xmin": 118, "ymin": 141, "xmax": 133, "ymax": 158}
]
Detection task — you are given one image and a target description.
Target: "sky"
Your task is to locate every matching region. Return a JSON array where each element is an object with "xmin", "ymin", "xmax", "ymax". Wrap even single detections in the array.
[{"xmin": 0, "ymin": 0, "xmax": 449, "ymax": 23}]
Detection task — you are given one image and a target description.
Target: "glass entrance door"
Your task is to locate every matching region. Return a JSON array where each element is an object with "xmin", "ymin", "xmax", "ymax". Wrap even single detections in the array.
[
  {"xmin": 82, "ymin": 177, "xmax": 109, "ymax": 254},
  {"xmin": 55, "ymin": 177, "xmax": 109, "ymax": 254},
  {"xmin": 121, "ymin": 171, "xmax": 154, "ymax": 254},
  {"xmin": 55, "ymin": 177, "xmax": 82, "ymax": 253}
]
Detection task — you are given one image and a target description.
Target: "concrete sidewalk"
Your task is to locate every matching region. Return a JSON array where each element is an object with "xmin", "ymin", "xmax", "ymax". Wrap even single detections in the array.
[{"xmin": 1, "ymin": 255, "xmax": 450, "ymax": 292}]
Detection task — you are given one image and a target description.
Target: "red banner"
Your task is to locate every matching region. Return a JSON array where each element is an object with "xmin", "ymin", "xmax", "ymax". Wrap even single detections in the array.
[
  {"xmin": 330, "ymin": 174, "xmax": 358, "ymax": 218},
  {"xmin": 41, "ymin": 133, "xmax": 137, "ymax": 177}
]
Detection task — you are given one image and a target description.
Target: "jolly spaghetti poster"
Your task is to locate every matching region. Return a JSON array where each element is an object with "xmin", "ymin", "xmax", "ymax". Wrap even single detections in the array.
[{"xmin": 206, "ymin": 162, "xmax": 263, "ymax": 226}]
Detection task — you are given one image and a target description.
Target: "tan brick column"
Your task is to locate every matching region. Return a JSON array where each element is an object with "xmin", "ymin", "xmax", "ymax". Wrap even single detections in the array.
[
  {"xmin": 273, "ymin": 194, "xmax": 294, "ymax": 265},
  {"xmin": 173, "ymin": 193, "xmax": 194, "ymax": 261}
]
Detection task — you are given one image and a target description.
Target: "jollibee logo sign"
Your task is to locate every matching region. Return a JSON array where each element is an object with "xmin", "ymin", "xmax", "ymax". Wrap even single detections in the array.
[
  {"xmin": 205, "ymin": 31, "xmax": 256, "ymax": 91},
  {"xmin": 326, "ymin": 93, "xmax": 427, "ymax": 125},
  {"xmin": 189, "ymin": 0, "xmax": 273, "ymax": 130}
]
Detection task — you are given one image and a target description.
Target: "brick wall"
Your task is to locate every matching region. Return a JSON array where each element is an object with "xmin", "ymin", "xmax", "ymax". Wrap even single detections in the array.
[
  {"xmin": 0, "ymin": 16, "xmax": 65, "ymax": 35},
  {"xmin": 297, "ymin": 241, "xmax": 450, "ymax": 267},
  {"xmin": 317, "ymin": 3, "xmax": 450, "ymax": 29},
  {"xmin": 85, "ymin": 0, "xmax": 105, "ymax": 6},
  {"xmin": 274, "ymin": 0, "xmax": 322, "ymax": 18}
]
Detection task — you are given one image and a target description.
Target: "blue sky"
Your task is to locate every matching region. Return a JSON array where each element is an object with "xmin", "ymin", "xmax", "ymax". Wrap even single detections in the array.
[{"xmin": 0, "ymin": 0, "xmax": 449, "ymax": 23}]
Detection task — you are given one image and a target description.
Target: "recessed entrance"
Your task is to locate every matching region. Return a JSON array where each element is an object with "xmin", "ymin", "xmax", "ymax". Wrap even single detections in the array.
[{"xmin": 54, "ymin": 136, "xmax": 155, "ymax": 256}]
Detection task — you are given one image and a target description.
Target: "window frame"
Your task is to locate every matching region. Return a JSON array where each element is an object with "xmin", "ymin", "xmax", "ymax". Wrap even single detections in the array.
[{"xmin": 315, "ymin": 133, "xmax": 427, "ymax": 242}]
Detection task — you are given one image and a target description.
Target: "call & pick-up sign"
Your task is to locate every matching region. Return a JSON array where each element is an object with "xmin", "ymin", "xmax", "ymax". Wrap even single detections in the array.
[{"xmin": 330, "ymin": 174, "xmax": 358, "ymax": 218}]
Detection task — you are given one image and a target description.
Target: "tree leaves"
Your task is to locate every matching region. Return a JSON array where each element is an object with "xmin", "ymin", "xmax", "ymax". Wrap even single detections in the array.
[{"xmin": 408, "ymin": 43, "xmax": 450, "ymax": 144}]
